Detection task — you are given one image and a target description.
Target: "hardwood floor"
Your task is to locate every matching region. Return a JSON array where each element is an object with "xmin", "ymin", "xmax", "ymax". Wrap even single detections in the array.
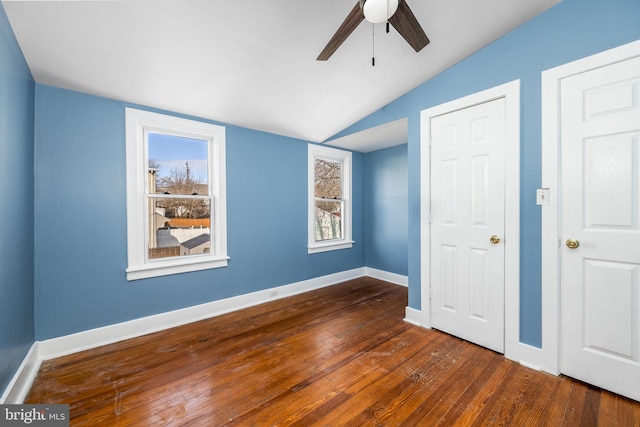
[{"xmin": 27, "ymin": 277, "xmax": 640, "ymax": 426}]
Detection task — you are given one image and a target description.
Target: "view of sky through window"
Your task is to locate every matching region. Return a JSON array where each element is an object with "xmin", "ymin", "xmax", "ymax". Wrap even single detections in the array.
[{"xmin": 148, "ymin": 133, "xmax": 209, "ymax": 184}]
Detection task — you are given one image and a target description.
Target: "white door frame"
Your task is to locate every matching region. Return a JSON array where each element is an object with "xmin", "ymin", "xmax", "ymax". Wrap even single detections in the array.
[
  {"xmin": 541, "ymin": 39, "xmax": 640, "ymax": 376},
  {"xmin": 419, "ymin": 80, "xmax": 521, "ymax": 362}
]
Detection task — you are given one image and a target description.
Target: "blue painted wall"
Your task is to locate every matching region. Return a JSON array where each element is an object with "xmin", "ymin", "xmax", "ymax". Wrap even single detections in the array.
[
  {"xmin": 0, "ymin": 5, "xmax": 35, "ymax": 397},
  {"xmin": 5, "ymin": 0, "xmax": 639, "ymax": 368},
  {"xmin": 33, "ymin": 85, "xmax": 364, "ymax": 340},
  {"xmin": 330, "ymin": 0, "xmax": 640, "ymax": 347},
  {"xmin": 364, "ymin": 144, "xmax": 408, "ymax": 276}
]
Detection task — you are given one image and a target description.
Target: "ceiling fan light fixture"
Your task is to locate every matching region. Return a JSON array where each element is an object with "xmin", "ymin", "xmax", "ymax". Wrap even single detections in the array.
[{"xmin": 360, "ymin": 0, "xmax": 399, "ymax": 24}]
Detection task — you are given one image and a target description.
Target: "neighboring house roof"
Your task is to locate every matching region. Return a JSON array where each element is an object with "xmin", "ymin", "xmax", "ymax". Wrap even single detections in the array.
[
  {"xmin": 156, "ymin": 232, "xmax": 180, "ymax": 249},
  {"xmin": 169, "ymin": 218, "xmax": 210, "ymax": 228},
  {"xmin": 181, "ymin": 233, "xmax": 210, "ymax": 250}
]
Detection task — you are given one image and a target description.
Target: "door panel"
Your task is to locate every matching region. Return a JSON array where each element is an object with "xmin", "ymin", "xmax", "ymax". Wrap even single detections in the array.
[
  {"xmin": 430, "ymin": 98, "xmax": 506, "ymax": 353},
  {"xmin": 441, "ymin": 245, "xmax": 457, "ymax": 310},
  {"xmin": 584, "ymin": 260, "xmax": 637, "ymax": 359},
  {"xmin": 584, "ymin": 134, "xmax": 637, "ymax": 228},
  {"xmin": 560, "ymin": 55, "xmax": 640, "ymax": 401},
  {"xmin": 469, "ymin": 247, "xmax": 488, "ymax": 320}
]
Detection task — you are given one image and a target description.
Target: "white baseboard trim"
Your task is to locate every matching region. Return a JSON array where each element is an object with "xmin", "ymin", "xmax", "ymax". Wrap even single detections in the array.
[
  {"xmin": 0, "ymin": 267, "xmax": 412, "ymax": 400},
  {"xmin": 403, "ymin": 306, "xmax": 423, "ymax": 326},
  {"xmin": 38, "ymin": 267, "xmax": 367, "ymax": 360},
  {"xmin": 364, "ymin": 267, "xmax": 408, "ymax": 287},
  {"xmin": 513, "ymin": 342, "xmax": 559, "ymax": 375},
  {"xmin": 0, "ymin": 343, "xmax": 40, "ymax": 404},
  {"xmin": 3, "ymin": 268, "xmax": 558, "ymax": 402}
]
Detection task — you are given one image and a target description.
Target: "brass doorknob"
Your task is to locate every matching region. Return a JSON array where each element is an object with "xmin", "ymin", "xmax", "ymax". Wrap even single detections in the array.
[
  {"xmin": 490, "ymin": 235, "xmax": 501, "ymax": 244},
  {"xmin": 566, "ymin": 239, "xmax": 579, "ymax": 249}
]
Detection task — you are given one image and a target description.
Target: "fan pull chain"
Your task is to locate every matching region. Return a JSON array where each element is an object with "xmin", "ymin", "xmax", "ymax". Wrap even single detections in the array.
[
  {"xmin": 386, "ymin": 0, "xmax": 391, "ymax": 33},
  {"xmin": 372, "ymin": 23, "xmax": 375, "ymax": 66}
]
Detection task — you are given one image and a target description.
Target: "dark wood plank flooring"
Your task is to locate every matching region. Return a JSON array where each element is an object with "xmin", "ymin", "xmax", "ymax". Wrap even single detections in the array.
[{"xmin": 26, "ymin": 277, "xmax": 640, "ymax": 426}]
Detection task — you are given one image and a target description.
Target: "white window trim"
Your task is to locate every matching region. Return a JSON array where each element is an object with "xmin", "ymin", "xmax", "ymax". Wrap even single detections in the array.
[
  {"xmin": 308, "ymin": 144, "xmax": 353, "ymax": 254},
  {"xmin": 125, "ymin": 108, "xmax": 228, "ymax": 281}
]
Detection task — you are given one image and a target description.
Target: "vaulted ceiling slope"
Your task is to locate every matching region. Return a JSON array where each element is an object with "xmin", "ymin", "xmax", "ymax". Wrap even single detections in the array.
[{"xmin": 3, "ymin": 0, "xmax": 559, "ymax": 144}]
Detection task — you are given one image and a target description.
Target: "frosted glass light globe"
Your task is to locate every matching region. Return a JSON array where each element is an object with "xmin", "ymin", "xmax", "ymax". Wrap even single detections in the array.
[{"xmin": 361, "ymin": 0, "xmax": 399, "ymax": 24}]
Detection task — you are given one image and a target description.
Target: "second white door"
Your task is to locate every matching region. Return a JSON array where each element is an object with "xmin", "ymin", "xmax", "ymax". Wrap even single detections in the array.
[
  {"xmin": 430, "ymin": 98, "xmax": 506, "ymax": 353},
  {"xmin": 559, "ymin": 51, "xmax": 640, "ymax": 402}
]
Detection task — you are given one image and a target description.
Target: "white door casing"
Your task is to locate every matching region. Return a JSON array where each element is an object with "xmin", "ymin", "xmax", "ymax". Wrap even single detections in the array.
[
  {"xmin": 542, "ymin": 39, "xmax": 640, "ymax": 399},
  {"xmin": 420, "ymin": 80, "xmax": 521, "ymax": 361},
  {"xmin": 429, "ymin": 98, "xmax": 506, "ymax": 353}
]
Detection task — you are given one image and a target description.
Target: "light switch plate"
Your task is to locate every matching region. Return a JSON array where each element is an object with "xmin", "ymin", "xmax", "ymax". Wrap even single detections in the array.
[{"xmin": 536, "ymin": 188, "xmax": 550, "ymax": 206}]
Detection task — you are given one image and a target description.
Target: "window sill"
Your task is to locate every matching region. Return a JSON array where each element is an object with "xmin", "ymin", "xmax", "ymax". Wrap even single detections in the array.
[
  {"xmin": 308, "ymin": 240, "xmax": 354, "ymax": 254},
  {"xmin": 127, "ymin": 256, "xmax": 230, "ymax": 281}
]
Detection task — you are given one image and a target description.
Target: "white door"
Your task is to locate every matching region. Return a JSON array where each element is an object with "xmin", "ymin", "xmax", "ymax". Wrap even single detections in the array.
[
  {"xmin": 560, "ymin": 54, "xmax": 640, "ymax": 401},
  {"xmin": 430, "ymin": 98, "xmax": 506, "ymax": 353}
]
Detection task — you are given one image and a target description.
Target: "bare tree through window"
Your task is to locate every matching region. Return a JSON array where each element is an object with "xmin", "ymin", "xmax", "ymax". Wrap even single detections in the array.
[{"xmin": 314, "ymin": 158, "xmax": 343, "ymax": 241}]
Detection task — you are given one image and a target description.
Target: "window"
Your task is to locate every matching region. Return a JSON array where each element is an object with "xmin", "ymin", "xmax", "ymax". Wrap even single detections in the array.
[
  {"xmin": 308, "ymin": 144, "xmax": 353, "ymax": 254},
  {"xmin": 125, "ymin": 108, "xmax": 227, "ymax": 280}
]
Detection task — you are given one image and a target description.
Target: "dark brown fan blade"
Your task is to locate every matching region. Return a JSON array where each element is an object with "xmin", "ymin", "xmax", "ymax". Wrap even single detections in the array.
[
  {"xmin": 317, "ymin": 2, "xmax": 364, "ymax": 61},
  {"xmin": 388, "ymin": 0, "xmax": 429, "ymax": 52}
]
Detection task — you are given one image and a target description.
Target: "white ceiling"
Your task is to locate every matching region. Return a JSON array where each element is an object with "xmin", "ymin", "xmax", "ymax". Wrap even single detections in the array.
[
  {"xmin": 326, "ymin": 117, "xmax": 408, "ymax": 153},
  {"xmin": 3, "ymin": 0, "xmax": 559, "ymax": 150}
]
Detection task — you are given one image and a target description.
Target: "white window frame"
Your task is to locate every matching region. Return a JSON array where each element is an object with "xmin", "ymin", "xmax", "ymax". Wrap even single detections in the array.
[
  {"xmin": 308, "ymin": 144, "xmax": 353, "ymax": 254},
  {"xmin": 125, "ymin": 108, "xmax": 228, "ymax": 281}
]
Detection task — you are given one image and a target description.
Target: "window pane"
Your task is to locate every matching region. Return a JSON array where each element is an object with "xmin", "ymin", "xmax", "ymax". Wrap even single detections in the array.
[
  {"xmin": 315, "ymin": 200, "xmax": 342, "ymax": 241},
  {"xmin": 148, "ymin": 132, "xmax": 209, "ymax": 196},
  {"xmin": 148, "ymin": 197, "xmax": 211, "ymax": 260},
  {"xmin": 314, "ymin": 158, "xmax": 341, "ymax": 199}
]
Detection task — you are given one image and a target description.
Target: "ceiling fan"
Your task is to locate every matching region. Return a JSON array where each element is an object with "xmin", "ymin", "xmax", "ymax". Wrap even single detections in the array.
[{"xmin": 317, "ymin": 0, "xmax": 430, "ymax": 61}]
